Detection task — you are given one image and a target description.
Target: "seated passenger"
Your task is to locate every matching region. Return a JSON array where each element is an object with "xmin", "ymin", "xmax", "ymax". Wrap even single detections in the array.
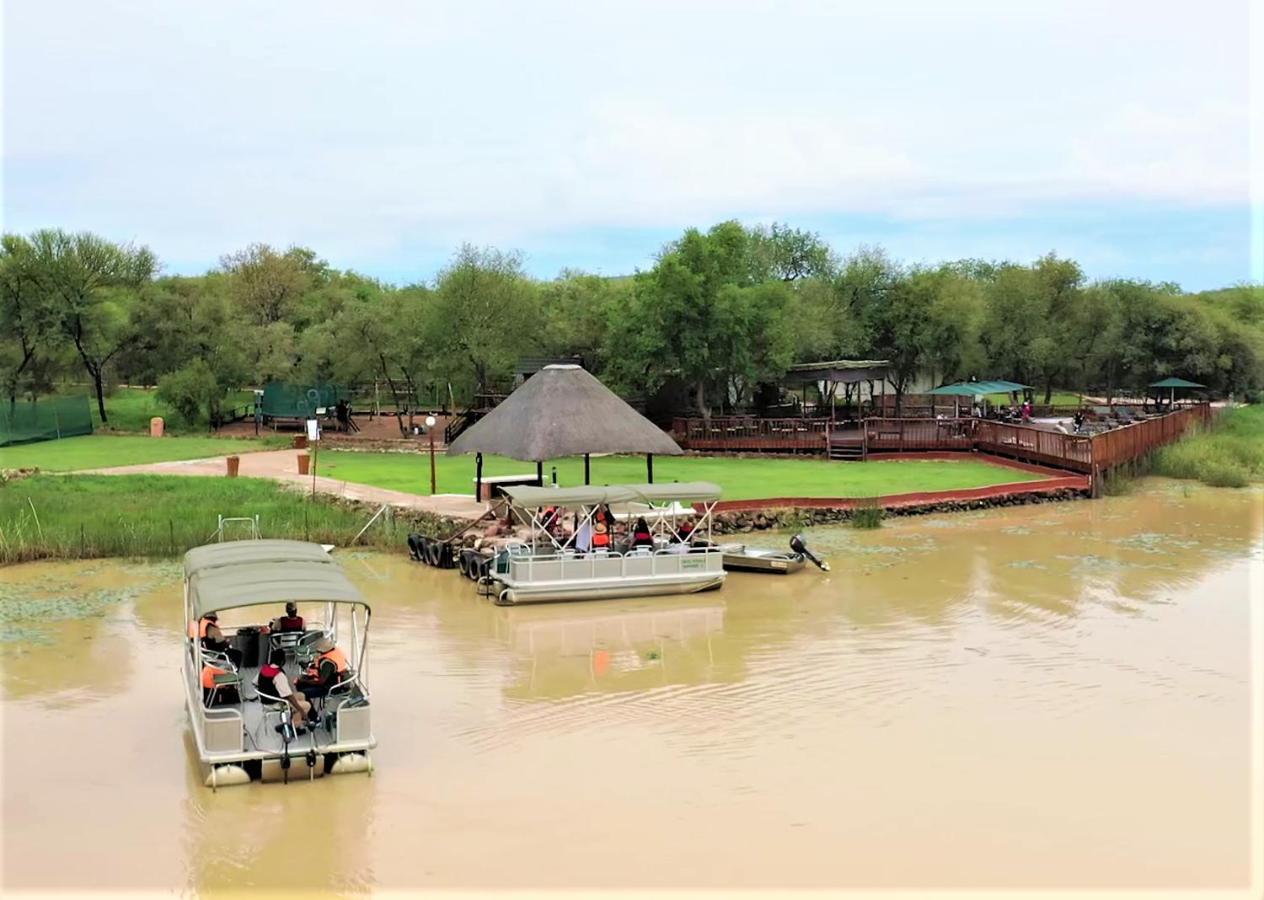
[
  {"xmin": 256, "ymin": 648, "xmax": 312, "ymax": 731},
  {"xmin": 270, "ymin": 602, "xmax": 304, "ymax": 633},
  {"xmin": 631, "ymin": 517, "xmax": 655, "ymax": 549},
  {"xmin": 201, "ymin": 662, "xmax": 239, "ymax": 706},
  {"xmin": 591, "ymin": 521, "xmax": 611, "ymax": 552},
  {"xmin": 295, "ymin": 636, "xmax": 350, "ymax": 702},
  {"xmin": 198, "ymin": 612, "xmax": 243, "ymax": 667}
]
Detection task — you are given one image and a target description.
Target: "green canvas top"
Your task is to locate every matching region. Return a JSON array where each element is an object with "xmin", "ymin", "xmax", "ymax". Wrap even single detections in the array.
[
  {"xmin": 926, "ymin": 379, "xmax": 1031, "ymax": 397},
  {"xmin": 1149, "ymin": 377, "xmax": 1205, "ymax": 389},
  {"xmin": 184, "ymin": 540, "xmax": 366, "ymax": 619},
  {"xmin": 502, "ymin": 481, "xmax": 722, "ymax": 508}
]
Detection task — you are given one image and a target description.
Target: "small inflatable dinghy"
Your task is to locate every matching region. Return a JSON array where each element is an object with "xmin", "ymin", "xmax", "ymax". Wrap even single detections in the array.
[{"xmin": 720, "ymin": 534, "xmax": 829, "ymax": 574}]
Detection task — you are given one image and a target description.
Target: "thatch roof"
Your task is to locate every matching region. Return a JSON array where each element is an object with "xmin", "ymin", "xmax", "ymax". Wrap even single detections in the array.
[{"xmin": 447, "ymin": 365, "xmax": 682, "ymax": 461}]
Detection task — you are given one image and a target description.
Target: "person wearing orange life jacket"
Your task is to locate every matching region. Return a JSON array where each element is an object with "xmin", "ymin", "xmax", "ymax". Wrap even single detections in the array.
[
  {"xmin": 295, "ymin": 636, "xmax": 350, "ymax": 703},
  {"xmin": 256, "ymin": 648, "xmax": 312, "ymax": 731},
  {"xmin": 591, "ymin": 520, "xmax": 611, "ymax": 551},
  {"xmin": 201, "ymin": 661, "xmax": 240, "ymax": 706},
  {"xmin": 192, "ymin": 611, "xmax": 243, "ymax": 667}
]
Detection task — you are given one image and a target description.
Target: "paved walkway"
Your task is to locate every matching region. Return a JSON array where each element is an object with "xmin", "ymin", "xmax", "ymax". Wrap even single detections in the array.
[{"xmin": 80, "ymin": 449, "xmax": 488, "ymax": 520}]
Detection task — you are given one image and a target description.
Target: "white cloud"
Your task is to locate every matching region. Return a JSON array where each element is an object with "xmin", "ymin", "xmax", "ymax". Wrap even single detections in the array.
[{"xmin": 1, "ymin": 0, "xmax": 1252, "ymax": 278}]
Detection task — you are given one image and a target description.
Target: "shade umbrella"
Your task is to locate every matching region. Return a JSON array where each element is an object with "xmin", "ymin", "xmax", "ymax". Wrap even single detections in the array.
[
  {"xmin": 1149, "ymin": 377, "xmax": 1205, "ymax": 407},
  {"xmin": 447, "ymin": 364, "xmax": 682, "ymax": 495}
]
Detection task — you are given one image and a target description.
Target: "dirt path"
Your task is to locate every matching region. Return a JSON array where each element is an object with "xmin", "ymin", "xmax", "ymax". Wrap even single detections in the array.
[{"xmin": 78, "ymin": 449, "xmax": 488, "ymax": 520}]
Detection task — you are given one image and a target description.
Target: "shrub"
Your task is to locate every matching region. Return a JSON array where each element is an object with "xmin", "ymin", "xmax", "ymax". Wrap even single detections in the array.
[{"xmin": 850, "ymin": 502, "xmax": 884, "ymax": 529}]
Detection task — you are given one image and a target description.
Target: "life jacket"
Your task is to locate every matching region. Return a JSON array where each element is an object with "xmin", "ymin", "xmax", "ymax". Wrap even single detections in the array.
[
  {"xmin": 256, "ymin": 662, "xmax": 283, "ymax": 696},
  {"xmin": 592, "ymin": 527, "xmax": 610, "ymax": 549},
  {"xmin": 201, "ymin": 664, "xmax": 227, "ymax": 690},
  {"xmin": 188, "ymin": 617, "xmax": 213, "ymax": 640},
  {"xmin": 304, "ymin": 646, "xmax": 349, "ymax": 682}
]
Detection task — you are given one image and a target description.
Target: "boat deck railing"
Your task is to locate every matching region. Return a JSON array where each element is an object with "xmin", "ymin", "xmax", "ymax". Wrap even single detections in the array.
[{"xmin": 500, "ymin": 545, "xmax": 723, "ymax": 584}]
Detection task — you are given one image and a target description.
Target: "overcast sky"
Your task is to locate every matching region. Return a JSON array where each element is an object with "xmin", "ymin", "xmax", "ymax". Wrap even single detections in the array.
[{"xmin": 2, "ymin": 0, "xmax": 1257, "ymax": 289}]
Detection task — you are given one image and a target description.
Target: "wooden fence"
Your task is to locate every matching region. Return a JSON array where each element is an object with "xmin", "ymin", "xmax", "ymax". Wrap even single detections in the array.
[{"xmin": 672, "ymin": 404, "xmax": 1212, "ymax": 475}]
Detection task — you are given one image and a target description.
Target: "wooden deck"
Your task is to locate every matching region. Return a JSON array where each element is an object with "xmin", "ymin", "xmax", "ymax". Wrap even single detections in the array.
[{"xmin": 672, "ymin": 405, "xmax": 1212, "ymax": 476}]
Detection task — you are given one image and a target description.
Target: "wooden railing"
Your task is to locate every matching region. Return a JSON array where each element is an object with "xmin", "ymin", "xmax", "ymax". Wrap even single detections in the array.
[
  {"xmin": 672, "ymin": 417, "xmax": 828, "ymax": 451},
  {"xmin": 863, "ymin": 418, "xmax": 975, "ymax": 452},
  {"xmin": 1088, "ymin": 403, "xmax": 1211, "ymax": 471},
  {"xmin": 974, "ymin": 421, "xmax": 1094, "ymax": 472},
  {"xmin": 671, "ymin": 404, "xmax": 1213, "ymax": 475}
]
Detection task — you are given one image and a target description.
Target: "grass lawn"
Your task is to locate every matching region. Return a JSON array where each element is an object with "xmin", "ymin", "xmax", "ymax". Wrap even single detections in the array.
[
  {"xmin": 59, "ymin": 385, "xmax": 256, "ymax": 434},
  {"xmin": 317, "ymin": 450, "xmax": 1046, "ymax": 500},
  {"xmin": 1153, "ymin": 405, "xmax": 1264, "ymax": 487},
  {"xmin": 0, "ymin": 474, "xmax": 418, "ymax": 563},
  {"xmin": 985, "ymin": 390, "xmax": 1084, "ymax": 406},
  {"xmin": 0, "ymin": 434, "xmax": 283, "ymax": 472}
]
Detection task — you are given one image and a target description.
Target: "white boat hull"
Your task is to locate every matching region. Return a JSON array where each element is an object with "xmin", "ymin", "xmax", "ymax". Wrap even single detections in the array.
[{"xmin": 497, "ymin": 571, "xmax": 725, "ymax": 605}]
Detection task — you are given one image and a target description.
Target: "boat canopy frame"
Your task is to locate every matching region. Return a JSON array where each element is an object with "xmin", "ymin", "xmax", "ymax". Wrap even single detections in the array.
[{"xmin": 501, "ymin": 481, "xmax": 721, "ymax": 553}]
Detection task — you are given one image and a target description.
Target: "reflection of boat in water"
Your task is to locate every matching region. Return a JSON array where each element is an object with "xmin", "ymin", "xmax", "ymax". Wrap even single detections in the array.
[
  {"xmin": 486, "ymin": 483, "xmax": 727, "ymax": 605},
  {"xmin": 492, "ymin": 600, "xmax": 728, "ymax": 697},
  {"xmin": 720, "ymin": 534, "xmax": 830, "ymax": 575},
  {"xmin": 182, "ymin": 540, "xmax": 375, "ymax": 787}
]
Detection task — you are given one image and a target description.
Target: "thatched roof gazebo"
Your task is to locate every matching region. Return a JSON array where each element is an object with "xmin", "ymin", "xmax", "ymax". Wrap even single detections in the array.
[{"xmin": 447, "ymin": 364, "xmax": 682, "ymax": 495}]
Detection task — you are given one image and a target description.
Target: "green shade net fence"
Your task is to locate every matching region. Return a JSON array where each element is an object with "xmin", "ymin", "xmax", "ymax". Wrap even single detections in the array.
[
  {"xmin": 259, "ymin": 382, "xmax": 345, "ymax": 420},
  {"xmin": 0, "ymin": 396, "xmax": 94, "ymax": 447}
]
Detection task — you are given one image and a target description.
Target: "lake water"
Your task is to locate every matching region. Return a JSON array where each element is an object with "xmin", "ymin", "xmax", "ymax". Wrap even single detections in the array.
[{"xmin": 1, "ymin": 481, "xmax": 1259, "ymax": 895}]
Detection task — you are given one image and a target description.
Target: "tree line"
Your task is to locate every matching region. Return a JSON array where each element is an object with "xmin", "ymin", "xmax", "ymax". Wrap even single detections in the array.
[{"xmin": 2, "ymin": 223, "xmax": 1261, "ymax": 428}]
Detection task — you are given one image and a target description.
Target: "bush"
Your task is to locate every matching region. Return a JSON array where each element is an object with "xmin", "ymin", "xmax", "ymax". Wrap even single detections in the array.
[
  {"xmin": 850, "ymin": 503, "xmax": 884, "ymax": 529},
  {"xmin": 1151, "ymin": 405, "xmax": 1263, "ymax": 488},
  {"xmin": 1198, "ymin": 460, "xmax": 1250, "ymax": 488}
]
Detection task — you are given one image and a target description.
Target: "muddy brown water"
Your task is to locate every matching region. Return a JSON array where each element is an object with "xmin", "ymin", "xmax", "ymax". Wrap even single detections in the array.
[{"xmin": 1, "ymin": 482, "xmax": 1259, "ymax": 895}]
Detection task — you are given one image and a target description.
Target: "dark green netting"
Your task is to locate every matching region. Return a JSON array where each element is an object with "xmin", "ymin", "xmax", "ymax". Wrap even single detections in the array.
[
  {"xmin": 259, "ymin": 382, "xmax": 345, "ymax": 420},
  {"xmin": 0, "ymin": 396, "xmax": 94, "ymax": 447}
]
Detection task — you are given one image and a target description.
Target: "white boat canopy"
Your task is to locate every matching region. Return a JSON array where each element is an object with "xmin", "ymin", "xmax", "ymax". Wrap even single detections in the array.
[
  {"xmin": 184, "ymin": 540, "xmax": 367, "ymax": 620},
  {"xmin": 501, "ymin": 481, "xmax": 722, "ymax": 508}
]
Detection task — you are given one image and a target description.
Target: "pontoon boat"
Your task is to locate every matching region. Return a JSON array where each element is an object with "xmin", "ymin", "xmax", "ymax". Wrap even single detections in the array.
[
  {"xmin": 183, "ymin": 540, "xmax": 375, "ymax": 787},
  {"xmin": 484, "ymin": 482, "xmax": 727, "ymax": 604}
]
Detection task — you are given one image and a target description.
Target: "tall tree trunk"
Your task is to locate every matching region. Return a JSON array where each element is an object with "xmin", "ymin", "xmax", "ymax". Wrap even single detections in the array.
[
  {"xmin": 695, "ymin": 382, "xmax": 709, "ymax": 422},
  {"xmin": 377, "ymin": 353, "xmax": 407, "ymax": 436},
  {"xmin": 1043, "ymin": 379, "xmax": 1053, "ymax": 404},
  {"xmin": 90, "ymin": 364, "xmax": 108, "ymax": 424}
]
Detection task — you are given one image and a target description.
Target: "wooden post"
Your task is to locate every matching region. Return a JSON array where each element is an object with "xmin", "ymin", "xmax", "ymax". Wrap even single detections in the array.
[
  {"xmin": 475, "ymin": 452, "xmax": 484, "ymax": 503},
  {"xmin": 536, "ymin": 460, "xmax": 543, "ymax": 486},
  {"xmin": 646, "ymin": 453, "xmax": 654, "ymax": 483},
  {"xmin": 428, "ymin": 428, "xmax": 437, "ymax": 495},
  {"xmin": 584, "ymin": 453, "xmax": 591, "ymax": 485}
]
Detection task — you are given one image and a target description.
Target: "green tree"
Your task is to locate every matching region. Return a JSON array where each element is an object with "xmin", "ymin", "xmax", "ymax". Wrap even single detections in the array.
[
  {"xmin": 0, "ymin": 235, "xmax": 63, "ymax": 407},
  {"xmin": 427, "ymin": 245, "xmax": 539, "ymax": 397},
  {"xmin": 27, "ymin": 230, "xmax": 156, "ymax": 423},
  {"xmin": 220, "ymin": 243, "xmax": 320, "ymax": 326}
]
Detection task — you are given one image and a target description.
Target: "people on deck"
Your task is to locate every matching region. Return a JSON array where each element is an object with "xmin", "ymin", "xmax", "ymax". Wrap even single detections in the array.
[
  {"xmin": 295, "ymin": 636, "xmax": 350, "ymax": 703},
  {"xmin": 196, "ymin": 612, "xmax": 243, "ymax": 667},
  {"xmin": 631, "ymin": 517, "xmax": 655, "ymax": 549},
  {"xmin": 1021, "ymin": 400, "xmax": 1032, "ymax": 423},
  {"xmin": 256, "ymin": 648, "xmax": 312, "ymax": 730},
  {"xmin": 1072, "ymin": 409, "xmax": 1085, "ymax": 434},
  {"xmin": 270, "ymin": 602, "xmax": 304, "ymax": 633},
  {"xmin": 591, "ymin": 520, "xmax": 611, "ymax": 551},
  {"xmin": 201, "ymin": 662, "xmax": 239, "ymax": 706}
]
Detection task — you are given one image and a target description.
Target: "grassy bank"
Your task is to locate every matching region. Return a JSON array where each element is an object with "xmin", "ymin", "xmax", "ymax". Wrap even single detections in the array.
[
  {"xmin": 0, "ymin": 434, "xmax": 283, "ymax": 472},
  {"xmin": 1152, "ymin": 405, "xmax": 1264, "ymax": 488},
  {"xmin": 0, "ymin": 475, "xmax": 434, "ymax": 564},
  {"xmin": 318, "ymin": 451, "xmax": 1046, "ymax": 500}
]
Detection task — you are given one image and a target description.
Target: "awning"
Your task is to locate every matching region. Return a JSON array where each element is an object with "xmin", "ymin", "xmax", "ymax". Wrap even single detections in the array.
[
  {"xmin": 926, "ymin": 379, "xmax": 1031, "ymax": 397},
  {"xmin": 184, "ymin": 540, "xmax": 367, "ymax": 620},
  {"xmin": 502, "ymin": 481, "xmax": 722, "ymax": 508},
  {"xmin": 1149, "ymin": 377, "xmax": 1205, "ymax": 389}
]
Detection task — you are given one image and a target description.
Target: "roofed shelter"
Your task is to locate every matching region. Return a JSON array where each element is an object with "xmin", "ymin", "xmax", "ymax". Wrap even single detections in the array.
[
  {"xmin": 781, "ymin": 359, "xmax": 891, "ymax": 420},
  {"xmin": 447, "ymin": 364, "xmax": 683, "ymax": 496}
]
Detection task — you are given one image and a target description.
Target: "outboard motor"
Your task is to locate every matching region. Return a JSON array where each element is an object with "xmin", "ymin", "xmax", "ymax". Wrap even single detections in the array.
[{"xmin": 789, "ymin": 533, "xmax": 830, "ymax": 572}]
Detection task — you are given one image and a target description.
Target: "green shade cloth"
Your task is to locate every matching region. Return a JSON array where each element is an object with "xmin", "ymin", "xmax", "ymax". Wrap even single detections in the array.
[
  {"xmin": 502, "ymin": 481, "xmax": 722, "ymax": 508},
  {"xmin": 1149, "ymin": 377, "xmax": 1205, "ymax": 389},
  {"xmin": 926, "ymin": 380, "xmax": 1031, "ymax": 397},
  {"xmin": 259, "ymin": 382, "xmax": 345, "ymax": 420},
  {"xmin": 184, "ymin": 540, "xmax": 367, "ymax": 620},
  {"xmin": 0, "ymin": 395, "xmax": 94, "ymax": 447}
]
